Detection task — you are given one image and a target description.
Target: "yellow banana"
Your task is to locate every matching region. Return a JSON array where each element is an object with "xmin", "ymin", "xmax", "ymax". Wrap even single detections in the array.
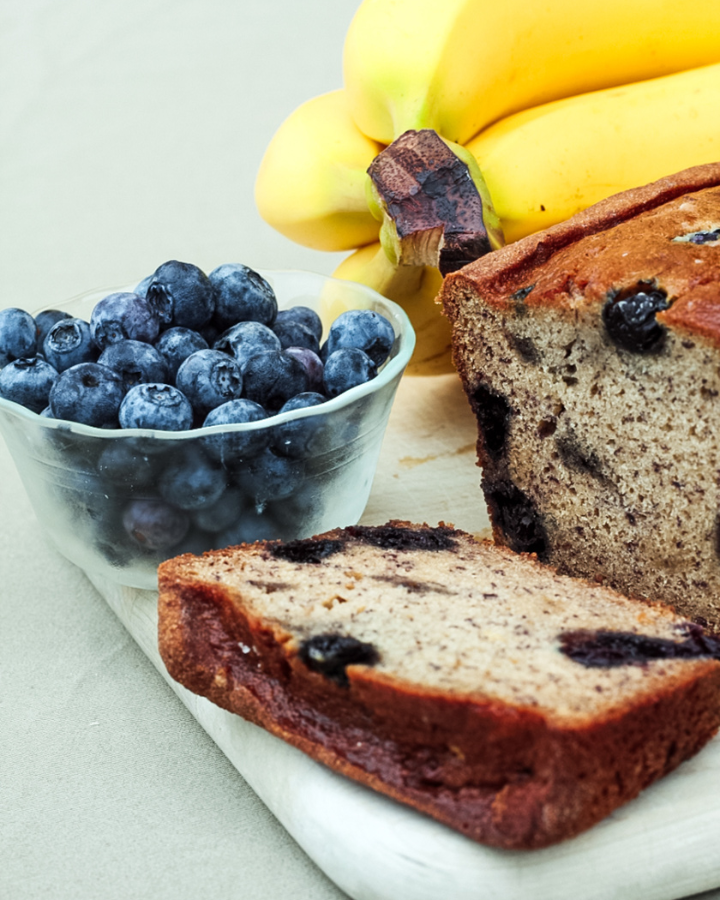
[
  {"xmin": 467, "ymin": 62, "xmax": 720, "ymax": 243},
  {"xmin": 255, "ymin": 89, "xmax": 382, "ymax": 252},
  {"xmin": 344, "ymin": 0, "xmax": 720, "ymax": 145},
  {"xmin": 256, "ymin": 2, "xmax": 720, "ymax": 375}
]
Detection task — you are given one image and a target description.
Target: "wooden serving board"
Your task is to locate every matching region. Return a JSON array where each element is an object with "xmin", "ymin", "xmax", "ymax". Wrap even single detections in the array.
[{"xmin": 88, "ymin": 374, "xmax": 720, "ymax": 900}]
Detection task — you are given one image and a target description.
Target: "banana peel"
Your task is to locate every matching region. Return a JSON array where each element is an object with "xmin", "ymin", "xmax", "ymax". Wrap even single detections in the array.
[
  {"xmin": 255, "ymin": 90, "xmax": 382, "ymax": 252},
  {"xmin": 468, "ymin": 61, "xmax": 720, "ymax": 243}
]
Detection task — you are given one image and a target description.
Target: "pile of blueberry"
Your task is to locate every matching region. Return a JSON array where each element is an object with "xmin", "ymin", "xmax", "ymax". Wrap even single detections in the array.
[{"xmin": 0, "ymin": 260, "xmax": 396, "ymax": 568}]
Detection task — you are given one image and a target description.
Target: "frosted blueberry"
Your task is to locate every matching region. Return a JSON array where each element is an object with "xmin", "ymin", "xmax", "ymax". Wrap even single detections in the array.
[
  {"xmin": 96, "ymin": 441, "xmax": 158, "ymax": 489},
  {"xmin": 146, "ymin": 260, "xmax": 216, "ymax": 330},
  {"xmin": 323, "ymin": 348, "xmax": 377, "ymax": 397},
  {"xmin": 90, "ymin": 292, "xmax": 160, "ymax": 350},
  {"xmin": 98, "ymin": 339, "xmax": 168, "ymax": 391},
  {"xmin": 321, "ymin": 309, "xmax": 395, "ymax": 366},
  {"xmin": 191, "ymin": 486, "xmax": 247, "ymax": 533},
  {"xmin": 200, "ymin": 398, "xmax": 268, "ymax": 464},
  {"xmin": 241, "ymin": 349, "xmax": 309, "ymax": 411},
  {"xmin": 209, "ymin": 263, "xmax": 278, "ymax": 330},
  {"xmin": 35, "ymin": 310, "xmax": 71, "ymax": 348},
  {"xmin": 118, "ymin": 383, "xmax": 193, "ymax": 431},
  {"xmin": 43, "ymin": 318, "xmax": 96, "ymax": 372},
  {"xmin": 154, "ymin": 327, "xmax": 208, "ymax": 382},
  {"xmin": 0, "ymin": 356, "xmax": 59, "ymax": 412},
  {"xmin": 49, "ymin": 362, "xmax": 125, "ymax": 427},
  {"xmin": 213, "ymin": 321, "xmax": 281, "ymax": 368},
  {"xmin": 0, "ymin": 307, "xmax": 37, "ymax": 367},
  {"xmin": 274, "ymin": 306, "xmax": 323, "ymax": 344},
  {"xmin": 272, "ymin": 314, "xmax": 320, "ymax": 354},
  {"xmin": 176, "ymin": 349, "xmax": 243, "ymax": 417}
]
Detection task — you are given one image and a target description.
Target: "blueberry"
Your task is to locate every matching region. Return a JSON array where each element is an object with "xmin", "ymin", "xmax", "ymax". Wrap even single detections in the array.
[
  {"xmin": 213, "ymin": 321, "xmax": 281, "ymax": 368},
  {"xmin": 270, "ymin": 392, "xmax": 326, "ymax": 458},
  {"xmin": 175, "ymin": 349, "xmax": 243, "ymax": 418},
  {"xmin": 191, "ymin": 486, "xmax": 247, "ymax": 533},
  {"xmin": 118, "ymin": 383, "xmax": 193, "ymax": 431},
  {"xmin": 90, "ymin": 291, "xmax": 160, "ymax": 350},
  {"xmin": 283, "ymin": 347, "xmax": 324, "ymax": 393},
  {"xmin": 269, "ymin": 537, "xmax": 346, "ymax": 564},
  {"xmin": 298, "ymin": 633, "xmax": 379, "ymax": 686},
  {"xmin": 472, "ymin": 382, "xmax": 511, "ymax": 463},
  {"xmin": 234, "ymin": 448, "xmax": 304, "ymax": 507},
  {"xmin": 52, "ymin": 469, "xmax": 125, "ymax": 547},
  {"xmin": 0, "ymin": 307, "xmax": 37, "ymax": 367},
  {"xmin": 98, "ymin": 339, "xmax": 168, "ymax": 391},
  {"xmin": 602, "ymin": 286, "xmax": 670, "ymax": 354},
  {"xmin": 43, "ymin": 317, "xmax": 97, "ymax": 372},
  {"xmin": 323, "ymin": 348, "xmax": 377, "ymax": 397},
  {"xmin": 49, "ymin": 362, "xmax": 125, "ymax": 427},
  {"xmin": 216, "ymin": 506, "xmax": 282, "ymax": 546},
  {"xmin": 208, "ymin": 263, "xmax": 278, "ymax": 330},
  {"xmin": 482, "ymin": 477, "xmax": 548, "ymax": 560},
  {"xmin": 559, "ymin": 626, "xmax": 720, "ymax": 667},
  {"xmin": 269, "ymin": 481, "xmax": 327, "ymax": 538},
  {"xmin": 272, "ymin": 317, "xmax": 320, "ymax": 354},
  {"xmin": 241, "ymin": 349, "xmax": 309, "ymax": 411},
  {"xmin": 274, "ymin": 306, "xmax": 323, "ymax": 344},
  {"xmin": 0, "ymin": 357, "xmax": 59, "ymax": 412},
  {"xmin": 352, "ymin": 523, "xmax": 459, "ymax": 552},
  {"xmin": 35, "ymin": 309, "xmax": 71, "ymax": 348},
  {"xmin": 154, "ymin": 327, "xmax": 209, "ymax": 382},
  {"xmin": 158, "ymin": 445, "xmax": 228, "ymax": 510},
  {"xmin": 146, "ymin": 260, "xmax": 216, "ymax": 330},
  {"xmin": 96, "ymin": 441, "xmax": 159, "ymax": 489},
  {"xmin": 122, "ymin": 498, "xmax": 190, "ymax": 551},
  {"xmin": 321, "ymin": 309, "xmax": 395, "ymax": 367},
  {"xmin": 200, "ymin": 398, "xmax": 268, "ymax": 464}
]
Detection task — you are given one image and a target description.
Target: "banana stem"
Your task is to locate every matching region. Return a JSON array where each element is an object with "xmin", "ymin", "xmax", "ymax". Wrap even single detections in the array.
[{"xmin": 367, "ymin": 129, "xmax": 504, "ymax": 274}]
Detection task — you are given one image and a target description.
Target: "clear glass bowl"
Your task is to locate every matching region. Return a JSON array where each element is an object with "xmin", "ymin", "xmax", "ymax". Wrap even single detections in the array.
[{"xmin": 0, "ymin": 270, "xmax": 415, "ymax": 589}]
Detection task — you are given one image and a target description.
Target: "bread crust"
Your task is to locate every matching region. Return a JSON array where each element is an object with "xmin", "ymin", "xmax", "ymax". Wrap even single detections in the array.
[
  {"xmin": 443, "ymin": 162, "xmax": 720, "ymax": 337},
  {"xmin": 158, "ymin": 523, "xmax": 720, "ymax": 850}
]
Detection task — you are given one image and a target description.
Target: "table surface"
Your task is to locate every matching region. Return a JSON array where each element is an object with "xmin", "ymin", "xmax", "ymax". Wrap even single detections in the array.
[{"xmin": 1, "ymin": 3, "xmax": 719, "ymax": 899}]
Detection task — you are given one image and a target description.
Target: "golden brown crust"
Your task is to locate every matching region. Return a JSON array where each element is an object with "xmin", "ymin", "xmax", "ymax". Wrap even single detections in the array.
[
  {"xmin": 157, "ymin": 523, "xmax": 720, "ymax": 850},
  {"xmin": 442, "ymin": 162, "xmax": 720, "ymax": 346}
]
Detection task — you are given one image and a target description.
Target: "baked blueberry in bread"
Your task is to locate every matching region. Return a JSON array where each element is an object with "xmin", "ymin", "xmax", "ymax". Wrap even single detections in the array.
[
  {"xmin": 441, "ymin": 163, "xmax": 720, "ymax": 630},
  {"xmin": 157, "ymin": 521, "xmax": 720, "ymax": 850}
]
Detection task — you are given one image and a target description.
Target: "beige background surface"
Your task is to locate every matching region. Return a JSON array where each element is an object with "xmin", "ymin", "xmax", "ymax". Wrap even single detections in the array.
[{"xmin": 1, "ymin": 2, "xmax": 719, "ymax": 898}]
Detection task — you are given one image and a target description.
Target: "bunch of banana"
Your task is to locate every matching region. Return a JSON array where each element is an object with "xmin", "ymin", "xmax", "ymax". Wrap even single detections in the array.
[{"xmin": 256, "ymin": 0, "xmax": 720, "ymax": 374}]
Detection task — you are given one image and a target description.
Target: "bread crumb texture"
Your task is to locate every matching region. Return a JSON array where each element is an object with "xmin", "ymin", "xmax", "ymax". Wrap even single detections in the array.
[{"xmin": 168, "ymin": 529, "xmax": 703, "ymax": 725}]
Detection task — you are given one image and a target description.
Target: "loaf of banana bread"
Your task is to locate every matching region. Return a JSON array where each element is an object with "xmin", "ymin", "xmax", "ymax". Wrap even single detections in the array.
[
  {"xmin": 441, "ymin": 163, "xmax": 720, "ymax": 629},
  {"xmin": 157, "ymin": 521, "xmax": 720, "ymax": 850}
]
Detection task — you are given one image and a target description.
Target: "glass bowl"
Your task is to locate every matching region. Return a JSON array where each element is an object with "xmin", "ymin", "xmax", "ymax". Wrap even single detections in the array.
[{"xmin": 0, "ymin": 270, "xmax": 415, "ymax": 589}]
